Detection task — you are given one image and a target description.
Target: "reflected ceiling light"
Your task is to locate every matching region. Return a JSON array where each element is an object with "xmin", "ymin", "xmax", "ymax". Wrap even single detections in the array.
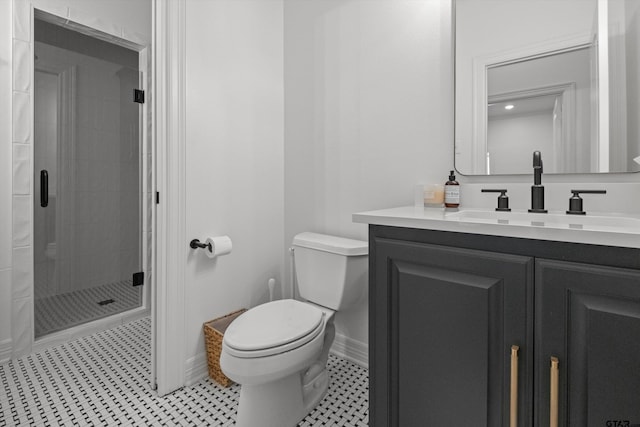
[{"xmin": 504, "ymin": 104, "xmax": 515, "ymax": 110}]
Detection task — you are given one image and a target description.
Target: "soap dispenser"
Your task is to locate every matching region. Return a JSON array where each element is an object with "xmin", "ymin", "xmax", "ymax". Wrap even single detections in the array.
[{"xmin": 444, "ymin": 170, "xmax": 460, "ymax": 208}]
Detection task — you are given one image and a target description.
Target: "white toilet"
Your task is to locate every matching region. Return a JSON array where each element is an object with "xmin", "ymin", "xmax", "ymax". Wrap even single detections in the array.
[{"xmin": 220, "ymin": 232, "xmax": 368, "ymax": 427}]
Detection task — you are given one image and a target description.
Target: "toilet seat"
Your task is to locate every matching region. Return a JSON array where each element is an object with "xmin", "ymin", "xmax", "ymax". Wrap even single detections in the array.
[{"xmin": 223, "ymin": 299, "xmax": 325, "ymax": 358}]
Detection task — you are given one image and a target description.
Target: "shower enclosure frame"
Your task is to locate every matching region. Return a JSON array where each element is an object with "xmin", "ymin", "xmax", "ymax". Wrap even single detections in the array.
[{"xmin": 10, "ymin": 1, "xmax": 154, "ymax": 375}]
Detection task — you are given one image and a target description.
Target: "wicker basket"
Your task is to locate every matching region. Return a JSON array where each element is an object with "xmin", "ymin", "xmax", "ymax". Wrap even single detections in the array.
[{"xmin": 203, "ymin": 308, "xmax": 247, "ymax": 387}]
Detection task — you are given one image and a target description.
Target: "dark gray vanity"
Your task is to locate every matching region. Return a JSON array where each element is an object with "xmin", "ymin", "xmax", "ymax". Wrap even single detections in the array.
[
  {"xmin": 355, "ymin": 208, "xmax": 640, "ymax": 427},
  {"xmin": 357, "ymin": 0, "xmax": 640, "ymax": 422}
]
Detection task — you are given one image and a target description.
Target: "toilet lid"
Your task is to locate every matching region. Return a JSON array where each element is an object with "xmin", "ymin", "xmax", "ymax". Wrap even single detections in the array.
[{"xmin": 223, "ymin": 300, "xmax": 324, "ymax": 354}]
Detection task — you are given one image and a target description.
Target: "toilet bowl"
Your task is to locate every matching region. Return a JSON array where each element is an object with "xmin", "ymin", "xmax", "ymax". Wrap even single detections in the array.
[
  {"xmin": 221, "ymin": 299, "xmax": 335, "ymax": 427},
  {"xmin": 220, "ymin": 232, "xmax": 367, "ymax": 427}
]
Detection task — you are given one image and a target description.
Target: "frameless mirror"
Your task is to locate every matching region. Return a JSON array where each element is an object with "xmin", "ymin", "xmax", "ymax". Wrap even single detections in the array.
[{"xmin": 454, "ymin": 0, "xmax": 640, "ymax": 175}]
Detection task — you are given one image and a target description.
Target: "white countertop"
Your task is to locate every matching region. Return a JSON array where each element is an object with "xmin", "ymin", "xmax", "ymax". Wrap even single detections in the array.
[{"xmin": 353, "ymin": 206, "xmax": 640, "ymax": 249}]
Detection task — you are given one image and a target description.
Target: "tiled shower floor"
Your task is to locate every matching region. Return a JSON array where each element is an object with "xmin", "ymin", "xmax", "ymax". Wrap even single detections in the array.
[
  {"xmin": 34, "ymin": 280, "xmax": 142, "ymax": 338},
  {"xmin": 0, "ymin": 317, "xmax": 369, "ymax": 426}
]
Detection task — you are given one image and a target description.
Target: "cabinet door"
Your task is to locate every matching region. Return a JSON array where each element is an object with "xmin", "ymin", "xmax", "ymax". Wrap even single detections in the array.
[
  {"xmin": 371, "ymin": 237, "xmax": 533, "ymax": 427},
  {"xmin": 536, "ymin": 259, "xmax": 640, "ymax": 427}
]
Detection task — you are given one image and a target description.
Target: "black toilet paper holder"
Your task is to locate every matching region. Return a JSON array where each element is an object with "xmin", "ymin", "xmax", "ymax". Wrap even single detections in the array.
[{"xmin": 190, "ymin": 239, "xmax": 212, "ymax": 252}]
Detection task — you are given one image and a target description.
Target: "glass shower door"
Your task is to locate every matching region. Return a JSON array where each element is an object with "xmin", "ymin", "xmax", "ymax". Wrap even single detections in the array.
[{"xmin": 33, "ymin": 18, "xmax": 143, "ymax": 338}]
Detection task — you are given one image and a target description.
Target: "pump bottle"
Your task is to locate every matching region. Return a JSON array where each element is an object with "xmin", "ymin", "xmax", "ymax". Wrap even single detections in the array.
[{"xmin": 444, "ymin": 170, "xmax": 460, "ymax": 208}]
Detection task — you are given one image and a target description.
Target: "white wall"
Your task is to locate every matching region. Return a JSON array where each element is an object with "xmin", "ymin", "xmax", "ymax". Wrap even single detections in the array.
[
  {"xmin": 488, "ymin": 112, "xmax": 554, "ymax": 174},
  {"xmin": 44, "ymin": 0, "xmax": 151, "ymax": 36},
  {"xmin": 284, "ymin": 0, "xmax": 453, "ymax": 350},
  {"xmin": 183, "ymin": 0, "xmax": 285, "ymax": 378},
  {"xmin": 283, "ymin": 0, "xmax": 640, "ymax": 360},
  {"xmin": 1, "ymin": 0, "xmax": 14, "ymax": 362}
]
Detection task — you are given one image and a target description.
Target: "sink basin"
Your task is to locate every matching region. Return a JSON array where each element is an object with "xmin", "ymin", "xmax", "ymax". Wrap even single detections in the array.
[{"xmin": 445, "ymin": 209, "xmax": 640, "ymax": 233}]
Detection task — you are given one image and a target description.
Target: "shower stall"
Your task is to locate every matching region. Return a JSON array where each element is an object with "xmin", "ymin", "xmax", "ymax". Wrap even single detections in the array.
[{"xmin": 32, "ymin": 16, "xmax": 147, "ymax": 339}]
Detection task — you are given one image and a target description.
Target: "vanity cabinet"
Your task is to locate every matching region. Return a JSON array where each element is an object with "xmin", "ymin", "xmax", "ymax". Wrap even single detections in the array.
[{"xmin": 369, "ymin": 225, "xmax": 640, "ymax": 427}]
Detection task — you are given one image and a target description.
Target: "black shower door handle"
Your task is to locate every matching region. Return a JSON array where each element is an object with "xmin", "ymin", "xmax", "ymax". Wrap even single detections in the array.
[{"xmin": 40, "ymin": 170, "xmax": 48, "ymax": 207}]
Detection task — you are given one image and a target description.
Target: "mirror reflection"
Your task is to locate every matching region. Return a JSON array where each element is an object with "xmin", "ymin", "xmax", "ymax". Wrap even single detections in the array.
[{"xmin": 454, "ymin": 0, "xmax": 640, "ymax": 175}]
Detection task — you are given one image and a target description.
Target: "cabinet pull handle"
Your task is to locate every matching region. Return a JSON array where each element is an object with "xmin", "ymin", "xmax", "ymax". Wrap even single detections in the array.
[
  {"xmin": 550, "ymin": 357, "xmax": 559, "ymax": 427},
  {"xmin": 510, "ymin": 345, "xmax": 519, "ymax": 427}
]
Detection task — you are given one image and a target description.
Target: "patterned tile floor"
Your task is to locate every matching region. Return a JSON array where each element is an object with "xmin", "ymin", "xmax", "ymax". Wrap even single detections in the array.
[
  {"xmin": 34, "ymin": 280, "xmax": 142, "ymax": 338},
  {"xmin": 0, "ymin": 317, "xmax": 369, "ymax": 426}
]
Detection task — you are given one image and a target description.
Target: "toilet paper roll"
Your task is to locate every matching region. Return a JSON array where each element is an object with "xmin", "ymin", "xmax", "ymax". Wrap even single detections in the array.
[{"xmin": 204, "ymin": 236, "xmax": 233, "ymax": 259}]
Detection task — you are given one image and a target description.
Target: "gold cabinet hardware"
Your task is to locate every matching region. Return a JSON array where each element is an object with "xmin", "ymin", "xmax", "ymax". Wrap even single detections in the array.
[
  {"xmin": 550, "ymin": 357, "xmax": 559, "ymax": 427},
  {"xmin": 510, "ymin": 345, "xmax": 519, "ymax": 427}
]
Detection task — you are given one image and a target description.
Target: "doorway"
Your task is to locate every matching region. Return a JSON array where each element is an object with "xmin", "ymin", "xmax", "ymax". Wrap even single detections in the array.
[{"xmin": 32, "ymin": 17, "xmax": 147, "ymax": 338}]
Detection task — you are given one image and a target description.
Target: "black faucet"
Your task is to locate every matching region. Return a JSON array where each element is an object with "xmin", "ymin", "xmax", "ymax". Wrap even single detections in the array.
[{"xmin": 528, "ymin": 151, "xmax": 547, "ymax": 213}]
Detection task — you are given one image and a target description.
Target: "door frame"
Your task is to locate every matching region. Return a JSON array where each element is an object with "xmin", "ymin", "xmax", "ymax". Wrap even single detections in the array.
[
  {"xmin": 152, "ymin": 0, "xmax": 187, "ymax": 395},
  {"xmin": 10, "ymin": 0, "xmax": 154, "ymax": 372}
]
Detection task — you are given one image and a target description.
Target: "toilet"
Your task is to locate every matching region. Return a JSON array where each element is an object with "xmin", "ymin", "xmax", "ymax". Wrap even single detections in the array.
[{"xmin": 220, "ymin": 232, "xmax": 368, "ymax": 427}]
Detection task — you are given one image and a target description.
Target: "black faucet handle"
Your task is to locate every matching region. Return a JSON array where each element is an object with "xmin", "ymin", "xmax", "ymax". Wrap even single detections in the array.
[
  {"xmin": 481, "ymin": 189, "xmax": 511, "ymax": 211},
  {"xmin": 567, "ymin": 190, "xmax": 607, "ymax": 215}
]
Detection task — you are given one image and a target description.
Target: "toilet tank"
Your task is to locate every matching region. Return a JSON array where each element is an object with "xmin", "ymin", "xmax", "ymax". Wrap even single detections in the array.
[{"xmin": 292, "ymin": 232, "xmax": 368, "ymax": 311}]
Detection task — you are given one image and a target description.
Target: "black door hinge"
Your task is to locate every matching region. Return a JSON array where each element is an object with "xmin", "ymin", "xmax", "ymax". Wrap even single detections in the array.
[
  {"xmin": 156, "ymin": 191, "xmax": 160, "ymax": 204},
  {"xmin": 133, "ymin": 271, "xmax": 144, "ymax": 287},
  {"xmin": 134, "ymin": 89, "xmax": 145, "ymax": 104}
]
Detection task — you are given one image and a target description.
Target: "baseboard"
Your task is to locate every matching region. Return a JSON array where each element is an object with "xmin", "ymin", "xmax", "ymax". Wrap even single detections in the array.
[
  {"xmin": 330, "ymin": 333, "xmax": 368, "ymax": 369},
  {"xmin": 0, "ymin": 339, "xmax": 12, "ymax": 364},
  {"xmin": 185, "ymin": 333, "xmax": 368, "ymax": 386},
  {"xmin": 185, "ymin": 351, "xmax": 209, "ymax": 386}
]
